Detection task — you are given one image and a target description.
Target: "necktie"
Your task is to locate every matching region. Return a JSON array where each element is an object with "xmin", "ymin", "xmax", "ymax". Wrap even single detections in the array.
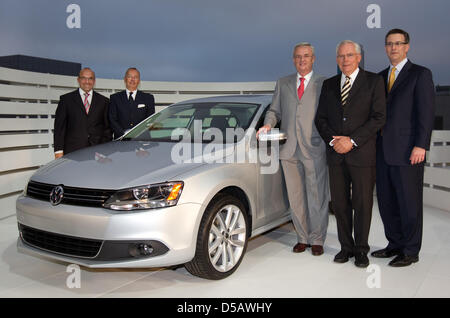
[
  {"xmin": 341, "ymin": 76, "xmax": 351, "ymax": 106},
  {"xmin": 387, "ymin": 67, "xmax": 397, "ymax": 92},
  {"xmin": 297, "ymin": 77, "xmax": 305, "ymax": 100},
  {"xmin": 83, "ymin": 93, "xmax": 90, "ymax": 114},
  {"xmin": 129, "ymin": 91, "xmax": 134, "ymax": 102}
]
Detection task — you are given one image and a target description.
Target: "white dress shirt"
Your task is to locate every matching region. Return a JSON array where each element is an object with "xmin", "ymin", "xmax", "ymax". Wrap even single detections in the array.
[
  {"xmin": 340, "ymin": 67, "xmax": 360, "ymax": 89},
  {"xmin": 297, "ymin": 71, "xmax": 313, "ymax": 90},
  {"xmin": 126, "ymin": 89, "xmax": 137, "ymax": 101},
  {"xmin": 388, "ymin": 58, "xmax": 408, "ymax": 85},
  {"xmin": 79, "ymin": 88, "xmax": 93, "ymax": 105}
]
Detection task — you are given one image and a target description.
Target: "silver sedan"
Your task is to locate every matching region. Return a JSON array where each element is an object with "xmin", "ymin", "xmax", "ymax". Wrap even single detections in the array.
[{"xmin": 16, "ymin": 95, "xmax": 290, "ymax": 279}]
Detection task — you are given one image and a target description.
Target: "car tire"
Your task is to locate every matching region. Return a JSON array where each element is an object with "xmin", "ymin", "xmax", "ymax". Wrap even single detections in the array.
[{"xmin": 185, "ymin": 194, "xmax": 249, "ymax": 280}]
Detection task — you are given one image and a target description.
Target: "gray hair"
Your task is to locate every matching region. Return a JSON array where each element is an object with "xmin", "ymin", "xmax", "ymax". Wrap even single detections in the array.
[
  {"xmin": 125, "ymin": 67, "xmax": 140, "ymax": 78},
  {"xmin": 293, "ymin": 42, "xmax": 315, "ymax": 56},
  {"xmin": 336, "ymin": 40, "xmax": 361, "ymax": 55}
]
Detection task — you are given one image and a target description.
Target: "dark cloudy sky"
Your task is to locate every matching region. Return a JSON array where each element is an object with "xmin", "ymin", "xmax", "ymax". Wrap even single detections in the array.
[{"xmin": 1, "ymin": 0, "xmax": 449, "ymax": 84}]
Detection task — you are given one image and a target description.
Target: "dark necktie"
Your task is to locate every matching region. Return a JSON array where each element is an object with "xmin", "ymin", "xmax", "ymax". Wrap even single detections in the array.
[{"xmin": 129, "ymin": 91, "xmax": 133, "ymax": 102}]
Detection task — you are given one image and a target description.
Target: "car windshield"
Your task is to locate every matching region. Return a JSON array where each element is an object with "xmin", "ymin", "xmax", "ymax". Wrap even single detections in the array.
[{"xmin": 122, "ymin": 102, "xmax": 260, "ymax": 143}]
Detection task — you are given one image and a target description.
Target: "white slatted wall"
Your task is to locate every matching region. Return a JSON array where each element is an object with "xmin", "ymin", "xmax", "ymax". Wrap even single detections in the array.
[
  {"xmin": 0, "ymin": 66, "xmax": 275, "ymax": 218},
  {"xmin": 1, "ymin": 66, "xmax": 448, "ymax": 219},
  {"xmin": 424, "ymin": 130, "xmax": 450, "ymax": 211}
]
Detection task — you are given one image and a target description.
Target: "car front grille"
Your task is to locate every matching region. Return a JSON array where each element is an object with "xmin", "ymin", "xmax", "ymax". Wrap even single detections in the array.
[
  {"xmin": 19, "ymin": 224, "xmax": 103, "ymax": 258},
  {"xmin": 26, "ymin": 180, "xmax": 115, "ymax": 207}
]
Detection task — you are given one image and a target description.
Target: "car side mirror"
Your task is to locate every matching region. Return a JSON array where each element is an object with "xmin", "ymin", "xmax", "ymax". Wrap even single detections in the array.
[{"xmin": 258, "ymin": 130, "xmax": 287, "ymax": 145}]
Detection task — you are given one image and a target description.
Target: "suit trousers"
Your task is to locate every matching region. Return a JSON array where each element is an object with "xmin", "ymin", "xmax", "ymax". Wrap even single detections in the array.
[
  {"xmin": 376, "ymin": 139, "xmax": 424, "ymax": 256},
  {"xmin": 281, "ymin": 148, "xmax": 329, "ymax": 245},
  {"xmin": 329, "ymin": 162, "xmax": 375, "ymax": 254}
]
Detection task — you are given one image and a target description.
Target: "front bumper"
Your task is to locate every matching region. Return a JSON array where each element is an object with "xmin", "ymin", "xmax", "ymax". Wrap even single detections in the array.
[{"xmin": 16, "ymin": 195, "xmax": 204, "ymax": 268}]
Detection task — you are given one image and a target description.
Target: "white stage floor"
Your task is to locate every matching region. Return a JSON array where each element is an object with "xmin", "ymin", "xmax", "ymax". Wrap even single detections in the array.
[{"xmin": 1, "ymin": 200, "xmax": 449, "ymax": 298}]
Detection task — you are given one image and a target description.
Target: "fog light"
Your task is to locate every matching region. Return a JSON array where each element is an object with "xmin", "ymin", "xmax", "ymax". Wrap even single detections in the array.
[
  {"xmin": 139, "ymin": 243, "xmax": 154, "ymax": 256},
  {"xmin": 129, "ymin": 243, "xmax": 154, "ymax": 258}
]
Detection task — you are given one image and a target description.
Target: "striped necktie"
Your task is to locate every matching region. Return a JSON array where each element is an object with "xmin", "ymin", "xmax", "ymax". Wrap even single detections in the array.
[
  {"xmin": 83, "ymin": 93, "xmax": 90, "ymax": 114},
  {"xmin": 341, "ymin": 76, "xmax": 351, "ymax": 106}
]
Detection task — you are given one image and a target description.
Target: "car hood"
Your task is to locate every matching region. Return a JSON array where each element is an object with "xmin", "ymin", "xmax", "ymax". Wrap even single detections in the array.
[{"xmin": 30, "ymin": 141, "xmax": 235, "ymax": 189}]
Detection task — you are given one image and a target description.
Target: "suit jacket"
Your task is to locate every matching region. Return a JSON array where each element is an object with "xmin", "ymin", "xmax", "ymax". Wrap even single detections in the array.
[
  {"xmin": 378, "ymin": 61, "xmax": 435, "ymax": 166},
  {"xmin": 264, "ymin": 72, "xmax": 326, "ymax": 160},
  {"xmin": 315, "ymin": 68, "xmax": 386, "ymax": 166},
  {"xmin": 108, "ymin": 90, "xmax": 155, "ymax": 137},
  {"xmin": 54, "ymin": 90, "xmax": 112, "ymax": 154}
]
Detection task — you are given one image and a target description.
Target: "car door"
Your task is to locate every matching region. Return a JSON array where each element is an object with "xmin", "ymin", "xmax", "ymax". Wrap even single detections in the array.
[{"xmin": 252, "ymin": 106, "xmax": 290, "ymax": 227}]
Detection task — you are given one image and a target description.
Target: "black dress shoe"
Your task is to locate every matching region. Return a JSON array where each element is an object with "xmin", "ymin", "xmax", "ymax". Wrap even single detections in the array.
[
  {"xmin": 334, "ymin": 250, "xmax": 354, "ymax": 263},
  {"xmin": 354, "ymin": 253, "xmax": 369, "ymax": 268},
  {"xmin": 389, "ymin": 255, "xmax": 419, "ymax": 267},
  {"xmin": 371, "ymin": 248, "xmax": 401, "ymax": 258}
]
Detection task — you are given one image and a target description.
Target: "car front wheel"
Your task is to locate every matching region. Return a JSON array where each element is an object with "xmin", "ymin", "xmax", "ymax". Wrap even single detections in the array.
[{"xmin": 185, "ymin": 194, "xmax": 249, "ymax": 280}]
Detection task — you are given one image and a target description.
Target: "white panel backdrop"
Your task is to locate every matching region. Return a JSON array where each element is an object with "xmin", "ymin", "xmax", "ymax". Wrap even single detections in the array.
[
  {"xmin": 0, "ymin": 66, "xmax": 275, "ymax": 218},
  {"xmin": 0, "ymin": 66, "xmax": 448, "ymax": 219}
]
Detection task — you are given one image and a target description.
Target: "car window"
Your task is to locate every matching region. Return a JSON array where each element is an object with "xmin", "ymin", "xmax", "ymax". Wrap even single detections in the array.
[
  {"xmin": 255, "ymin": 104, "xmax": 281, "ymax": 130},
  {"xmin": 122, "ymin": 102, "xmax": 260, "ymax": 143}
]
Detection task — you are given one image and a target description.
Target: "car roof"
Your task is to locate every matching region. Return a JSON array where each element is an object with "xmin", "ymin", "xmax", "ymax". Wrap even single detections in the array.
[{"xmin": 173, "ymin": 94, "xmax": 273, "ymax": 106}]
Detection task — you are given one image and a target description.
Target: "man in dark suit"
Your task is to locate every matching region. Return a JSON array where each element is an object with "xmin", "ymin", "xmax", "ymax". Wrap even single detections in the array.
[
  {"xmin": 371, "ymin": 29, "xmax": 435, "ymax": 267},
  {"xmin": 108, "ymin": 68, "xmax": 155, "ymax": 138},
  {"xmin": 315, "ymin": 40, "xmax": 386, "ymax": 268},
  {"xmin": 54, "ymin": 68, "xmax": 112, "ymax": 158}
]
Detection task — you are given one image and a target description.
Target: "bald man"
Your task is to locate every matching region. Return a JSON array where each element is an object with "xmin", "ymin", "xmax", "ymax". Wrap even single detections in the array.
[{"xmin": 54, "ymin": 68, "xmax": 112, "ymax": 158}]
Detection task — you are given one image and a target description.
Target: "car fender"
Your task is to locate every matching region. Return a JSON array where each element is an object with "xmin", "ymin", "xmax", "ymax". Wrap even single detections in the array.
[{"xmin": 175, "ymin": 162, "xmax": 257, "ymax": 243}]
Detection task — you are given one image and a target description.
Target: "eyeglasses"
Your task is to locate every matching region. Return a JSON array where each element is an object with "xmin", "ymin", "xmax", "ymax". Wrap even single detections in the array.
[
  {"xmin": 337, "ymin": 53, "xmax": 359, "ymax": 60},
  {"xmin": 385, "ymin": 42, "xmax": 407, "ymax": 47},
  {"xmin": 79, "ymin": 76, "xmax": 94, "ymax": 81},
  {"xmin": 294, "ymin": 54, "xmax": 313, "ymax": 60}
]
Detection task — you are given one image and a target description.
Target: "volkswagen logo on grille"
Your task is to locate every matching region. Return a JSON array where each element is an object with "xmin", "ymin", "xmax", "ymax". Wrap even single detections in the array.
[{"xmin": 50, "ymin": 185, "xmax": 64, "ymax": 206}]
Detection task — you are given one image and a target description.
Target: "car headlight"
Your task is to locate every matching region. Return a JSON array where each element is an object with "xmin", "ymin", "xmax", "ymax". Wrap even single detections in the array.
[
  {"xmin": 103, "ymin": 182, "xmax": 184, "ymax": 211},
  {"xmin": 23, "ymin": 178, "xmax": 31, "ymax": 196}
]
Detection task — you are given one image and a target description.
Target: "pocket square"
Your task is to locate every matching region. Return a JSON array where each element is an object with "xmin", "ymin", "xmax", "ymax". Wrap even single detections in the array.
[{"xmin": 138, "ymin": 104, "xmax": 146, "ymax": 108}]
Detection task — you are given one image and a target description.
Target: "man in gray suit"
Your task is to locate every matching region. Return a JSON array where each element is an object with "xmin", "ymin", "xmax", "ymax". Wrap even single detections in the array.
[{"xmin": 257, "ymin": 42, "xmax": 329, "ymax": 256}]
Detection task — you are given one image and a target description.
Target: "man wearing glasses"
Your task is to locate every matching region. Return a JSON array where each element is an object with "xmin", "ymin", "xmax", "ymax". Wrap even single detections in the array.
[
  {"xmin": 371, "ymin": 29, "xmax": 435, "ymax": 267},
  {"xmin": 54, "ymin": 68, "xmax": 112, "ymax": 158},
  {"xmin": 257, "ymin": 43, "xmax": 329, "ymax": 257},
  {"xmin": 315, "ymin": 40, "xmax": 386, "ymax": 268},
  {"xmin": 108, "ymin": 67, "xmax": 155, "ymax": 138}
]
